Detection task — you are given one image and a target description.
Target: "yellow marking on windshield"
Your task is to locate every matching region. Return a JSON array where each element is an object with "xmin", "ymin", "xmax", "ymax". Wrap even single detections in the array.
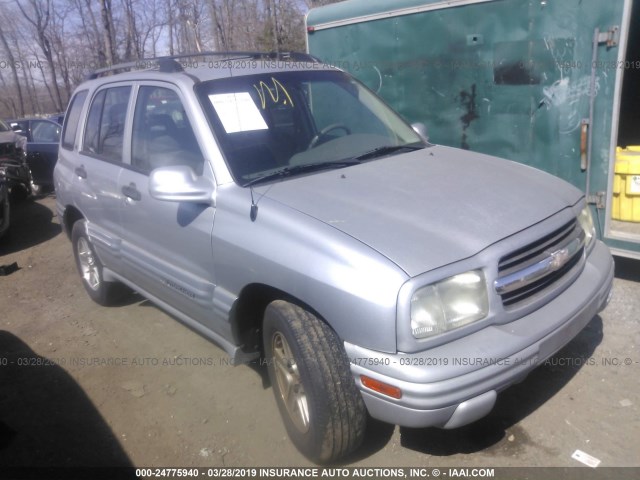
[{"xmin": 253, "ymin": 78, "xmax": 294, "ymax": 109}]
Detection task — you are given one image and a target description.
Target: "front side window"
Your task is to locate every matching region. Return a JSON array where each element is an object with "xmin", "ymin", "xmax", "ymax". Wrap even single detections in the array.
[
  {"xmin": 82, "ymin": 86, "xmax": 131, "ymax": 162},
  {"xmin": 131, "ymin": 86, "xmax": 204, "ymax": 175},
  {"xmin": 197, "ymin": 70, "xmax": 424, "ymax": 186}
]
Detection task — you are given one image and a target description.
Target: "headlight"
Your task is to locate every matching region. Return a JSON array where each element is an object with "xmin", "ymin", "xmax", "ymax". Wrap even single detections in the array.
[
  {"xmin": 410, "ymin": 270, "xmax": 489, "ymax": 339},
  {"xmin": 578, "ymin": 205, "xmax": 596, "ymax": 248}
]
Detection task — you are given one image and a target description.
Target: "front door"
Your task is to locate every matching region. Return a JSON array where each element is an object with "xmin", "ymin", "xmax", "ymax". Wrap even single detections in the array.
[
  {"xmin": 27, "ymin": 119, "xmax": 61, "ymax": 186},
  {"xmin": 118, "ymin": 84, "xmax": 221, "ymax": 333}
]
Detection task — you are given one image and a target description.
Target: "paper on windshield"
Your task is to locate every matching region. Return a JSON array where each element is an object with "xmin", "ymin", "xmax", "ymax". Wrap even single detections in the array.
[{"xmin": 209, "ymin": 93, "xmax": 268, "ymax": 134}]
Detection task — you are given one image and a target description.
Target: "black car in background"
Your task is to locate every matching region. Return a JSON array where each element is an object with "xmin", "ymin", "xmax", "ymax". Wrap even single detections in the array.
[
  {"xmin": 0, "ymin": 119, "xmax": 31, "ymax": 201},
  {"xmin": 7, "ymin": 118, "xmax": 61, "ymax": 192},
  {"xmin": 48, "ymin": 113, "xmax": 65, "ymax": 126},
  {"xmin": 0, "ymin": 119, "xmax": 32, "ymax": 239},
  {"xmin": 0, "ymin": 170, "xmax": 9, "ymax": 239}
]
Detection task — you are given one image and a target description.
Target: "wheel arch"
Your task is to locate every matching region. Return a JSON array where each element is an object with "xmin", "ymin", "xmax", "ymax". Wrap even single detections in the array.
[
  {"xmin": 230, "ymin": 283, "xmax": 332, "ymax": 358},
  {"xmin": 62, "ymin": 205, "xmax": 84, "ymax": 239}
]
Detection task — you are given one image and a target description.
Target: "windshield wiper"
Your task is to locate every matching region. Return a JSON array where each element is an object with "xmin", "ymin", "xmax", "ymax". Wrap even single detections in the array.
[
  {"xmin": 242, "ymin": 160, "xmax": 361, "ymax": 187},
  {"xmin": 353, "ymin": 144, "xmax": 424, "ymax": 162}
]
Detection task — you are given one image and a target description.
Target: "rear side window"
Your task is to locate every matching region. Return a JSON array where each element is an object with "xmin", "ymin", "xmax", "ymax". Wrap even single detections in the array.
[
  {"xmin": 82, "ymin": 86, "xmax": 132, "ymax": 162},
  {"xmin": 61, "ymin": 90, "xmax": 88, "ymax": 150}
]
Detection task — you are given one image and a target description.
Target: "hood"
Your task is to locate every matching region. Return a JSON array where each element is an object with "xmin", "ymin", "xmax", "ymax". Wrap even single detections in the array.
[
  {"xmin": 262, "ymin": 145, "xmax": 582, "ymax": 277},
  {"xmin": 0, "ymin": 131, "xmax": 26, "ymax": 155}
]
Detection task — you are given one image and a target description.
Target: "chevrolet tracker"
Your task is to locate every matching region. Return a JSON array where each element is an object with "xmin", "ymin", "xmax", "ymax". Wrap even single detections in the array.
[{"xmin": 54, "ymin": 52, "xmax": 614, "ymax": 463}]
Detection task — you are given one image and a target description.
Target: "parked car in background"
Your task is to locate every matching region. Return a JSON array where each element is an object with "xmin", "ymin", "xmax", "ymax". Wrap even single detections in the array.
[
  {"xmin": 8, "ymin": 118, "xmax": 61, "ymax": 192},
  {"xmin": 48, "ymin": 113, "xmax": 65, "ymax": 126},
  {"xmin": 0, "ymin": 119, "xmax": 31, "ymax": 200}
]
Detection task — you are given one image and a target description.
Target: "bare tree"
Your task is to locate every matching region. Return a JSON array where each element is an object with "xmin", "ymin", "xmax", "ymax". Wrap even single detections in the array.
[
  {"xmin": 14, "ymin": 0, "xmax": 64, "ymax": 111},
  {"xmin": 267, "ymin": 0, "xmax": 279, "ymax": 51},
  {"xmin": 50, "ymin": 3, "xmax": 74, "ymax": 101},
  {"xmin": 99, "ymin": 0, "xmax": 117, "ymax": 66},
  {"xmin": 185, "ymin": 0, "xmax": 205, "ymax": 52},
  {"xmin": 122, "ymin": 0, "xmax": 143, "ymax": 59},
  {"xmin": 0, "ymin": 19, "xmax": 25, "ymax": 116},
  {"xmin": 71, "ymin": 0, "xmax": 106, "ymax": 65},
  {"xmin": 0, "ymin": 0, "xmax": 331, "ymax": 117},
  {"xmin": 208, "ymin": 0, "xmax": 232, "ymax": 51},
  {"xmin": 138, "ymin": 0, "xmax": 167, "ymax": 57},
  {"xmin": 170, "ymin": 0, "xmax": 207, "ymax": 53},
  {"xmin": 256, "ymin": 0, "xmax": 306, "ymax": 52},
  {"xmin": 237, "ymin": 0, "xmax": 262, "ymax": 50},
  {"xmin": 163, "ymin": 0, "xmax": 174, "ymax": 54}
]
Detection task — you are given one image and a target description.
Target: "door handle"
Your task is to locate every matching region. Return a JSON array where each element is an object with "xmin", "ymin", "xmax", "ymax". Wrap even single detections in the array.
[
  {"xmin": 121, "ymin": 183, "xmax": 142, "ymax": 202},
  {"xmin": 74, "ymin": 166, "xmax": 87, "ymax": 179}
]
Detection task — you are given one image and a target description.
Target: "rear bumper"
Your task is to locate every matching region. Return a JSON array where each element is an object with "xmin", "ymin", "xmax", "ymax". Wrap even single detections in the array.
[{"xmin": 345, "ymin": 240, "xmax": 614, "ymax": 428}]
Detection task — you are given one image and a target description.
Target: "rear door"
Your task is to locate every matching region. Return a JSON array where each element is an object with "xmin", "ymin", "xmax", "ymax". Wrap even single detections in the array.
[
  {"xmin": 117, "ymin": 83, "xmax": 221, "ymax": 334},
  {"xmin": 73, "ymin": 84, "xmax": 132, "ymax": 271}
]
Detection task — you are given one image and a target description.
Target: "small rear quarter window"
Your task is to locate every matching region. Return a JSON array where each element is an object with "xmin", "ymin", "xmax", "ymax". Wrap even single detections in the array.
[{"xmin": 61, "ymin": 90, "xmax": 88, "ymax": 150}]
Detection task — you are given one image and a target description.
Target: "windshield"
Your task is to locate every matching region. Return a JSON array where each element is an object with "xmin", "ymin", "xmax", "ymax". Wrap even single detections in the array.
[{"xmin": 197, "ymin": 70, "xmax": 425, "ymax": 185}]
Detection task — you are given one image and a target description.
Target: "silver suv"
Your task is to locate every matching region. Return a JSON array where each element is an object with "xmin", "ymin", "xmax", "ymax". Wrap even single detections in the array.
[{"xmin": 54, "ymin": 53, "xmax": 614, "ymax": 463}]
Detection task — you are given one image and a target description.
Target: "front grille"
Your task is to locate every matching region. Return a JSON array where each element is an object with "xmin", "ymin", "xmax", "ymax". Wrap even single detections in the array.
[{"xmin": 495, "ymin": 219, "xmax": 585, "ymax": 308}]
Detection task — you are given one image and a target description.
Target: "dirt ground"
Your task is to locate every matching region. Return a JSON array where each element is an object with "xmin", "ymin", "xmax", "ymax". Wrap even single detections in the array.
[{"xmin": 0, "ymin": 195, "xmax": 638, "ymax": 471}]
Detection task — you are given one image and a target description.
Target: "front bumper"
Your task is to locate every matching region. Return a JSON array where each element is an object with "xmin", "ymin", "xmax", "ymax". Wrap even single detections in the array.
[
  {"xmin": 0, "ymin": 185, "xmax": 9, "ymax": 238},
  {"xmin": 345, "ymin": 240, "xmax": 614, "ymax": 429}
]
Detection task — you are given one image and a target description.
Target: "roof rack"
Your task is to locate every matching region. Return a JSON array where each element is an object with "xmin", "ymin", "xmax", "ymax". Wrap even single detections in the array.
[{"xmin": 86, "ymin": 51, "xmax": 321, "ymax": 80}]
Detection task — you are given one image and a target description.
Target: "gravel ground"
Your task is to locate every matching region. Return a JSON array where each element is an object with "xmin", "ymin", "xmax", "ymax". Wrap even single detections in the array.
[{"xmin": 0, "ymin": 195, "xmax": 638, "ymax": 473}]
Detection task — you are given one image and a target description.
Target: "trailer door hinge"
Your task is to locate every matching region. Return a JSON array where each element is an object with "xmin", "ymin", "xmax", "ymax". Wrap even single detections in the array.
[
  {"xmin": 587, "ymin": 191, "xmax": 606, "ymax": 209},
  {"xmin": 597, "ymin": 26, "xmax": 619, "ymax": 48}
]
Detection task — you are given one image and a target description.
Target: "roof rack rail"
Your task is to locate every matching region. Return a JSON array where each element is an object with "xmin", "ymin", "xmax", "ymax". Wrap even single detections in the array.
[{"xmin": 86, "ymin": 51, "xmax": 321, "ymax": 80}]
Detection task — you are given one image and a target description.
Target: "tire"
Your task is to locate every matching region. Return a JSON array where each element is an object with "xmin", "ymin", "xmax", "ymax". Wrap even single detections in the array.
[
  {"xmin": 71, "ymin": 220, "xmax": 126, "ymax": 306},
  {"xmin": 263, "ymin": 300, "xmax": 367, "ymax": 463},
  {"xmin": 9, "ymin": 184, "xmax": 30, "ymax": 202}
]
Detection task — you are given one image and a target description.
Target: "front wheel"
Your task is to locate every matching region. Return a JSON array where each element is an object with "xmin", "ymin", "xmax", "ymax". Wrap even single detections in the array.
[
  {"xmin": 71, "ymin": 220, "xmax": 126, "ymax": 306},
  {"xmin": 263, "ymin": 300, "xmax": 367, "ymax": 463}
]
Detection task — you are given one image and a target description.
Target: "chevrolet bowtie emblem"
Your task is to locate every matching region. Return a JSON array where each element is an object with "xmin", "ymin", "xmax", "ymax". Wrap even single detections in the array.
[{"xmin": 549, "ymin": 247, "xmax": 571, "ymax": 271}]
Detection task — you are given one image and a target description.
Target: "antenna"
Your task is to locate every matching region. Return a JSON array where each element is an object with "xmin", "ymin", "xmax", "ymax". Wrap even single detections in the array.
[{"xmin": 250, "ymin": 186, "xmax": 258, "ymax": 222}]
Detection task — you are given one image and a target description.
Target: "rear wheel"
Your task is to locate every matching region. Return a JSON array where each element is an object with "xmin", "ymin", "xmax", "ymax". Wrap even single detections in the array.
[
  {"xmin": 71, "ymin": 220, "xmax": 126, "ymax": 306},
  {"xmin": 263, "ymin": 300, "xmax": 366, "ymax": 463}
]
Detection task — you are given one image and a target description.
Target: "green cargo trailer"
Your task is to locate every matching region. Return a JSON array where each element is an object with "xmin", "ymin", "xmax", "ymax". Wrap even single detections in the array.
[{"xmin": 307, "ymin": 0, "xmax": 640, "ymax": 259}]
